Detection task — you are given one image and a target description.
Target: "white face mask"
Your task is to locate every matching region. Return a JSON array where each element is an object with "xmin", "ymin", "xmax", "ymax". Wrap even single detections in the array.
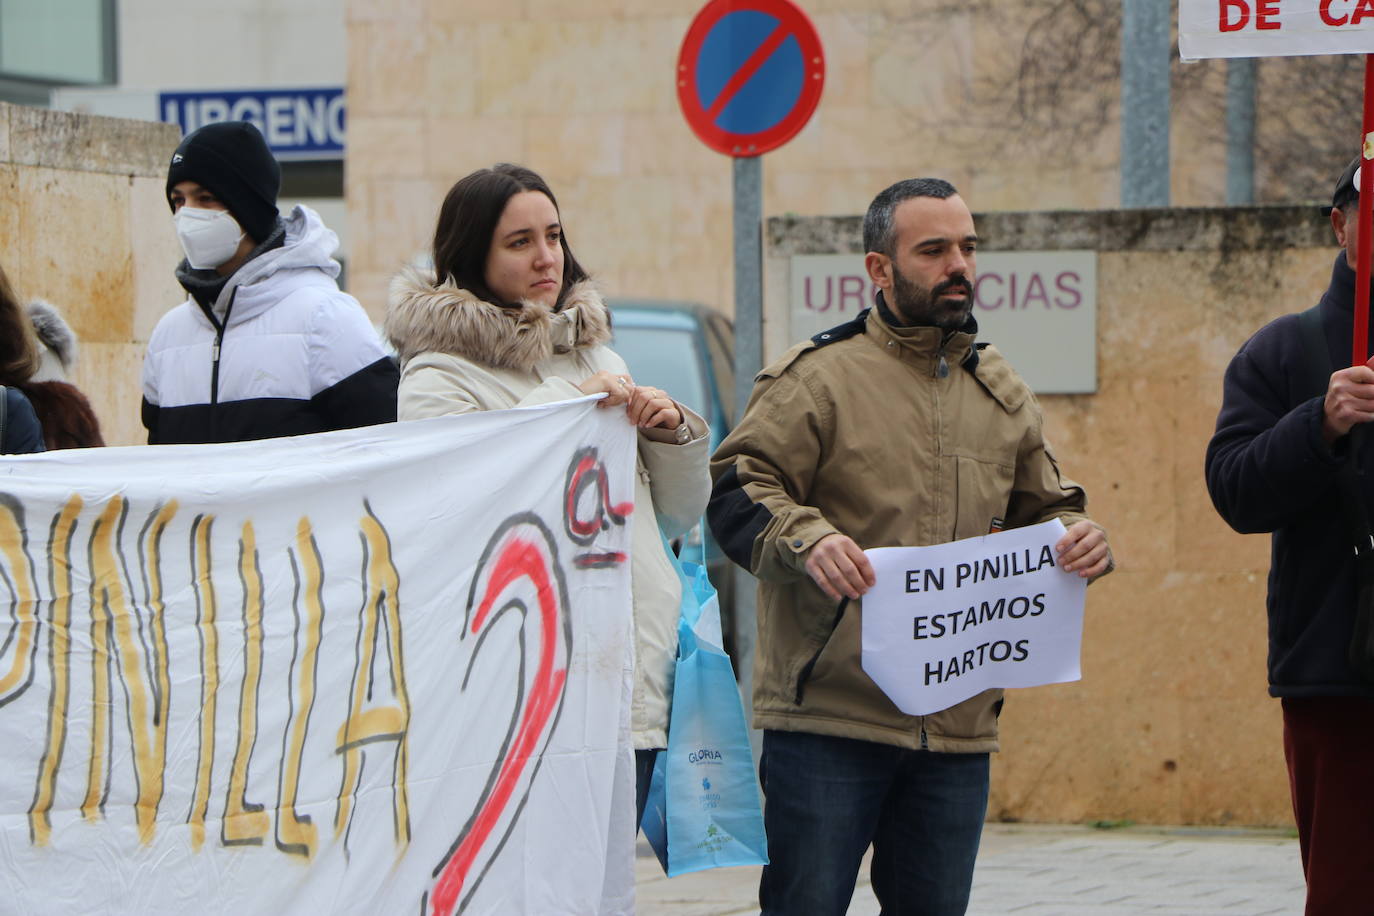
[{"xmin": 174, "ymin": 206, "xmax": 245, "ymax": 269}]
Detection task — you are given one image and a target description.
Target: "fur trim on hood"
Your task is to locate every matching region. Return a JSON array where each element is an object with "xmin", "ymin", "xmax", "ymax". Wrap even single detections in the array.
[
  {"xmin": 27, "ymin": 300, "xmax": 78, "ymax": 382},
  {"xmin": 385, "ymin": 264, "xmax": 611, "ymax": 371},
  {"xmin": 28, "ymin": 300, "xmax": 77, "ymax": 370}
]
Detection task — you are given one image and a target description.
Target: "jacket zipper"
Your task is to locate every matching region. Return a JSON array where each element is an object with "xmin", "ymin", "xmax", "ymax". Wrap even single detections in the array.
[
  {"xmin": 207, "ymin": 288, "xmax": 239, "ymax": 410},
  {"xmin": 921, "ymin": 331, "xmax": 959, "ymax": 751},
  {"xmin": 210, "ymin": 333, "xmax": 223, "ymax": 406}
]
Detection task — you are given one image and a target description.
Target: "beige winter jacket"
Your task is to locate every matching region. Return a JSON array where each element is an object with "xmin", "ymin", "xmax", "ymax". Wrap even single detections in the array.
[
  {"xmin": 709, "ymin": 302, "xmax": 1110, "ymax": 753},
  {"xmin": 386, "ymin": 266, "xmax": 711, "ymax": 748}
]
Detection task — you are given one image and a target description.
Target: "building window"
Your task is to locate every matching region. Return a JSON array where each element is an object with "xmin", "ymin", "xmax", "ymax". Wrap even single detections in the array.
[{"xmin": 0, "ymin": 0, "xmax": 116, "ymax": 105}]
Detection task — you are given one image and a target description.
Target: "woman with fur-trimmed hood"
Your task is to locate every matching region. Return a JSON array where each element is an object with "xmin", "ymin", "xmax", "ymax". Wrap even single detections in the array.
[
  {"xmin": 25, "ymin": 299, "xmax": 104, "ymax": 449},
  {"xmin": 385, "ymin": 164, "xmax": 711, "ymax": 825}
]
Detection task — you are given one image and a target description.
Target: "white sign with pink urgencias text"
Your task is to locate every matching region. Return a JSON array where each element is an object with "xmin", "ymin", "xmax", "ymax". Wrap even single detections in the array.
[{"xmin": 788, "ymin": 251, "xmax": 1097, "ymax": 393}]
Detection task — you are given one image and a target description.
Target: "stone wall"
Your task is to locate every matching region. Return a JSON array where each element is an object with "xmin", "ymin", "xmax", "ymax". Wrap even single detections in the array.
[
  {"xmin": 768, "ymin": 205, "xmax": 1335, "ymax": 826},
  {"xmin": 0, "ymin": 102, "xmax": 182, "ymax": 447},
  {"xmin": 341, "ymin": 0, "xmax": 1235, "ymax": 326}
]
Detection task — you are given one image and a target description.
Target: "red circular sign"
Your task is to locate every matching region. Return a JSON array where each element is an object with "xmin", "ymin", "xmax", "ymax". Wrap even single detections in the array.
[{"xmin": 677, "ymin": 0, "xmax": 825, "ymax": 157}]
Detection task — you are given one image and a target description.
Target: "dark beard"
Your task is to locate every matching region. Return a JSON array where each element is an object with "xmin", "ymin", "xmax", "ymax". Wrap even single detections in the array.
[{"xmin": 890, "ymin": 270, "xmax": 973, "ymax": 329}]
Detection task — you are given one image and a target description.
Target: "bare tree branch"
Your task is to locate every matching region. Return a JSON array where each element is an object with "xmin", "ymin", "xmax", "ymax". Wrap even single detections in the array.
[{"xmin": 895, "ymin": 0, "xmax": 1360, "ymax": 203}]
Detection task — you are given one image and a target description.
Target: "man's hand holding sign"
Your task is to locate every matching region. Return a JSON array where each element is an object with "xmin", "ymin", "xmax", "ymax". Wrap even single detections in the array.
[{"xmin": 813, "ymin": 521, "xmax": 1104, "ymax": 717}]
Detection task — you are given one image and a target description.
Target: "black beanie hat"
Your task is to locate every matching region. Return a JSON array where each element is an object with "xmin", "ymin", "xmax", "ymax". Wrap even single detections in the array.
[{"xmin": 165, "ymin": 121, "xmax": 281, "ymax": 243}]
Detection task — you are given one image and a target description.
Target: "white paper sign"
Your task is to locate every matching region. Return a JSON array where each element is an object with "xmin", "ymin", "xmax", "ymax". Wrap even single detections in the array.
[
  {"xmin": 1179, "ymin": 0, "xmax": 1374, "ymax": 61},
  {"xmin": 0, "ymin": 399, "xmax": 638, "ymax": 916},
  {"xmin": 860, "ymin": 520, "xmax": 1086, "ymax": 717}
]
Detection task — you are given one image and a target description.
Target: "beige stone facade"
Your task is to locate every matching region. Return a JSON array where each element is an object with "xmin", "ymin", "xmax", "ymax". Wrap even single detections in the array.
[
  {"xmin": 343, "ymin": 0, "xmax": 1228, "ymax": 326},
  {"xmin": 0, "ymin": 102, "xmax": 182, "ymax": 447}
]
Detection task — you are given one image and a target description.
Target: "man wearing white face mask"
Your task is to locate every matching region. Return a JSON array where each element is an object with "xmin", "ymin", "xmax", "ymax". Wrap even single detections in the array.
[{"xmin": 141, "ymin": 120, "xmax": 398, "ymax": 444}]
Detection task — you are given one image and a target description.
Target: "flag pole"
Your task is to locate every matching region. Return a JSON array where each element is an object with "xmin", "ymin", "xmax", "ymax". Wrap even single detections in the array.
[{"xmin": 1353, "ymin": 53, "xmax": 1374, "ymax": 366}]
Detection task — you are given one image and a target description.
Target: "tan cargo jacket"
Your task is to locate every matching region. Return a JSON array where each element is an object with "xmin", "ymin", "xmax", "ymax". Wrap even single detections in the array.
[{"xmin": 708, "ymin": 304, "xmax": 1107, "ymax": 752}]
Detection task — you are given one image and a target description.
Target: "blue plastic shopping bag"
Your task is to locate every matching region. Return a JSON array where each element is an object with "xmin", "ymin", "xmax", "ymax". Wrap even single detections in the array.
[{"xmin": 640, "ymin": 545, "xmax": 768, "ymax": 876}]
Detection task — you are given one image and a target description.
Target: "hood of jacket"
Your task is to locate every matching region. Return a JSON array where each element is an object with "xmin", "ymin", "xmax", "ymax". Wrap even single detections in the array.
[
  {"xmin": 181, "ymin": 205, "xmax": 344, "ymax": 326},
  {"xmin": 384, "ymin": 264, "xmax": 612, "ymax": 371}
]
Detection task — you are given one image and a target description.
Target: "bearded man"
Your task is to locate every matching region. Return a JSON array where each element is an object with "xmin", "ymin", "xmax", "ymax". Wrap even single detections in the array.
[{"xmin": 708, "ymin": 177, "xmax": 1112, "ymax": 916}]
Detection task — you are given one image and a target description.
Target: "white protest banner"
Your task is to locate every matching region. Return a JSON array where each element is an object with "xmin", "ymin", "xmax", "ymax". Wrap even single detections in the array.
[
  {"xmin": 861, "ymin": 519, "xmax": 1086, "ymax": 717},
  {"xmin": 1179, "ymin": 0, "xmax": 1374, "ymax": 60},
  {"xmin": 0, "ymin": 398, "xmax": 638, "ymax": 915}
]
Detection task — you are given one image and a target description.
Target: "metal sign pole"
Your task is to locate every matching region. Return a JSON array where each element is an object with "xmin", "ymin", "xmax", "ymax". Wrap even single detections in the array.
[
  {"xmin": 1225, "ymin": 58, "xmax": 1256, "ymax": 206},
  {"xmin": 1121, "ymin": 0, "xmax": 1171, "ymax": 207},
  {"xmin": 733, "ymin": 156, "xmax": 763, "ymax": 421},
  {"xmin": 732, "ymin": 154, "xmax": 763, "ymax": 761},
  {"xmin": 677, "ymin": 0, "xmax": 822, "ymax": 765}
]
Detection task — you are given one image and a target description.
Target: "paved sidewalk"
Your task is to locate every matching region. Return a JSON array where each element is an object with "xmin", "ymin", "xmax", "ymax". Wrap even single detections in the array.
[{"xmin": 634, "ymin": 823, "xmax": 1305, "ymax": 915}]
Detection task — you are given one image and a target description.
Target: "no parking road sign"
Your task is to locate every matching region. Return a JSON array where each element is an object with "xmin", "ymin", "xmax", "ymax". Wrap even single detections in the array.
[{"xmin": 677, "ymin": 0, "xmax": 825, "ymax": 157}]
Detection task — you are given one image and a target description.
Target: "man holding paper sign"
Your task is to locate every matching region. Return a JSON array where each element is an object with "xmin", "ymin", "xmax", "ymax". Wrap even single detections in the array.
[{"xmin": 709, "ymin": 178, "xmax": 1111, "ymax": 916}]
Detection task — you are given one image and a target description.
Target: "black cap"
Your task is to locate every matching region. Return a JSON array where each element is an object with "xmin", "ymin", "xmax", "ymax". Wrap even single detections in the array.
[
  {"xmin": 1323, "ymin": 156, "xmax": 1362, "ymax": 216},
  {"xmin": 165, "ymin": 121, "xmax": 281, "ymax": 243}
]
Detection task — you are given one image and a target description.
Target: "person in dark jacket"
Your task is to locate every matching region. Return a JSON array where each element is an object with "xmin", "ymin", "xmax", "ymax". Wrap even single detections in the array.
[
  {"xmin": 1205, "ymin": 155, "xmax": 1374, "ymax": 915},
  {"xmin": 142, "ymin": 120, "xmax": 398, "ymax": 444},
  {"xmin": 0, "ymin": 265, "xmax": 47, "ymax": 455}
]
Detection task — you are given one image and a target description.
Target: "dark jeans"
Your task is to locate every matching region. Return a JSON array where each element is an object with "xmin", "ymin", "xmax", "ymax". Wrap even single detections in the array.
[
  {"xmin": 635, "ymin": 747, "xmax": 660, "ymax": 827},
  {"xmin": 759, "ymin": 729, "xmax": 989, "ymax": 916}
]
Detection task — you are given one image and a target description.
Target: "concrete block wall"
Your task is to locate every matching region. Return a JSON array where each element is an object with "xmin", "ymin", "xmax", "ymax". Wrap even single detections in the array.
[
  {"xmin": 769, "ymin": 205, "xmax": 1335, "ymax": 826},
  {"xmin": 0, "ymin": 102, "xmax": 182, "ymax": 447}
]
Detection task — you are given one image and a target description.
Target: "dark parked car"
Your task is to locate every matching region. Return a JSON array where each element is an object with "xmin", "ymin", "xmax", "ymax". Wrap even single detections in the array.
[{"xmin": 608, "ymin": 299, "xmax": 739, "ymax": 657}]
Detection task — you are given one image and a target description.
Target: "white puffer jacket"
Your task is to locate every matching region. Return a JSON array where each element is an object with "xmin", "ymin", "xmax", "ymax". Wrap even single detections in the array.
[
  {"xmin": 385, "ymin": 266, "xmax": 710, "ymax": 748},
  {"xmin": 142, "ymin": 205, "xmax": 397, "ymax": 444}
]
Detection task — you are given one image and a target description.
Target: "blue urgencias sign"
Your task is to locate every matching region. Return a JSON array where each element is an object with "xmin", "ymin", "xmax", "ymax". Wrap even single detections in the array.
[{"xmin": 158, "ymin": 88, "xmax": 345, "ymax": 161}]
